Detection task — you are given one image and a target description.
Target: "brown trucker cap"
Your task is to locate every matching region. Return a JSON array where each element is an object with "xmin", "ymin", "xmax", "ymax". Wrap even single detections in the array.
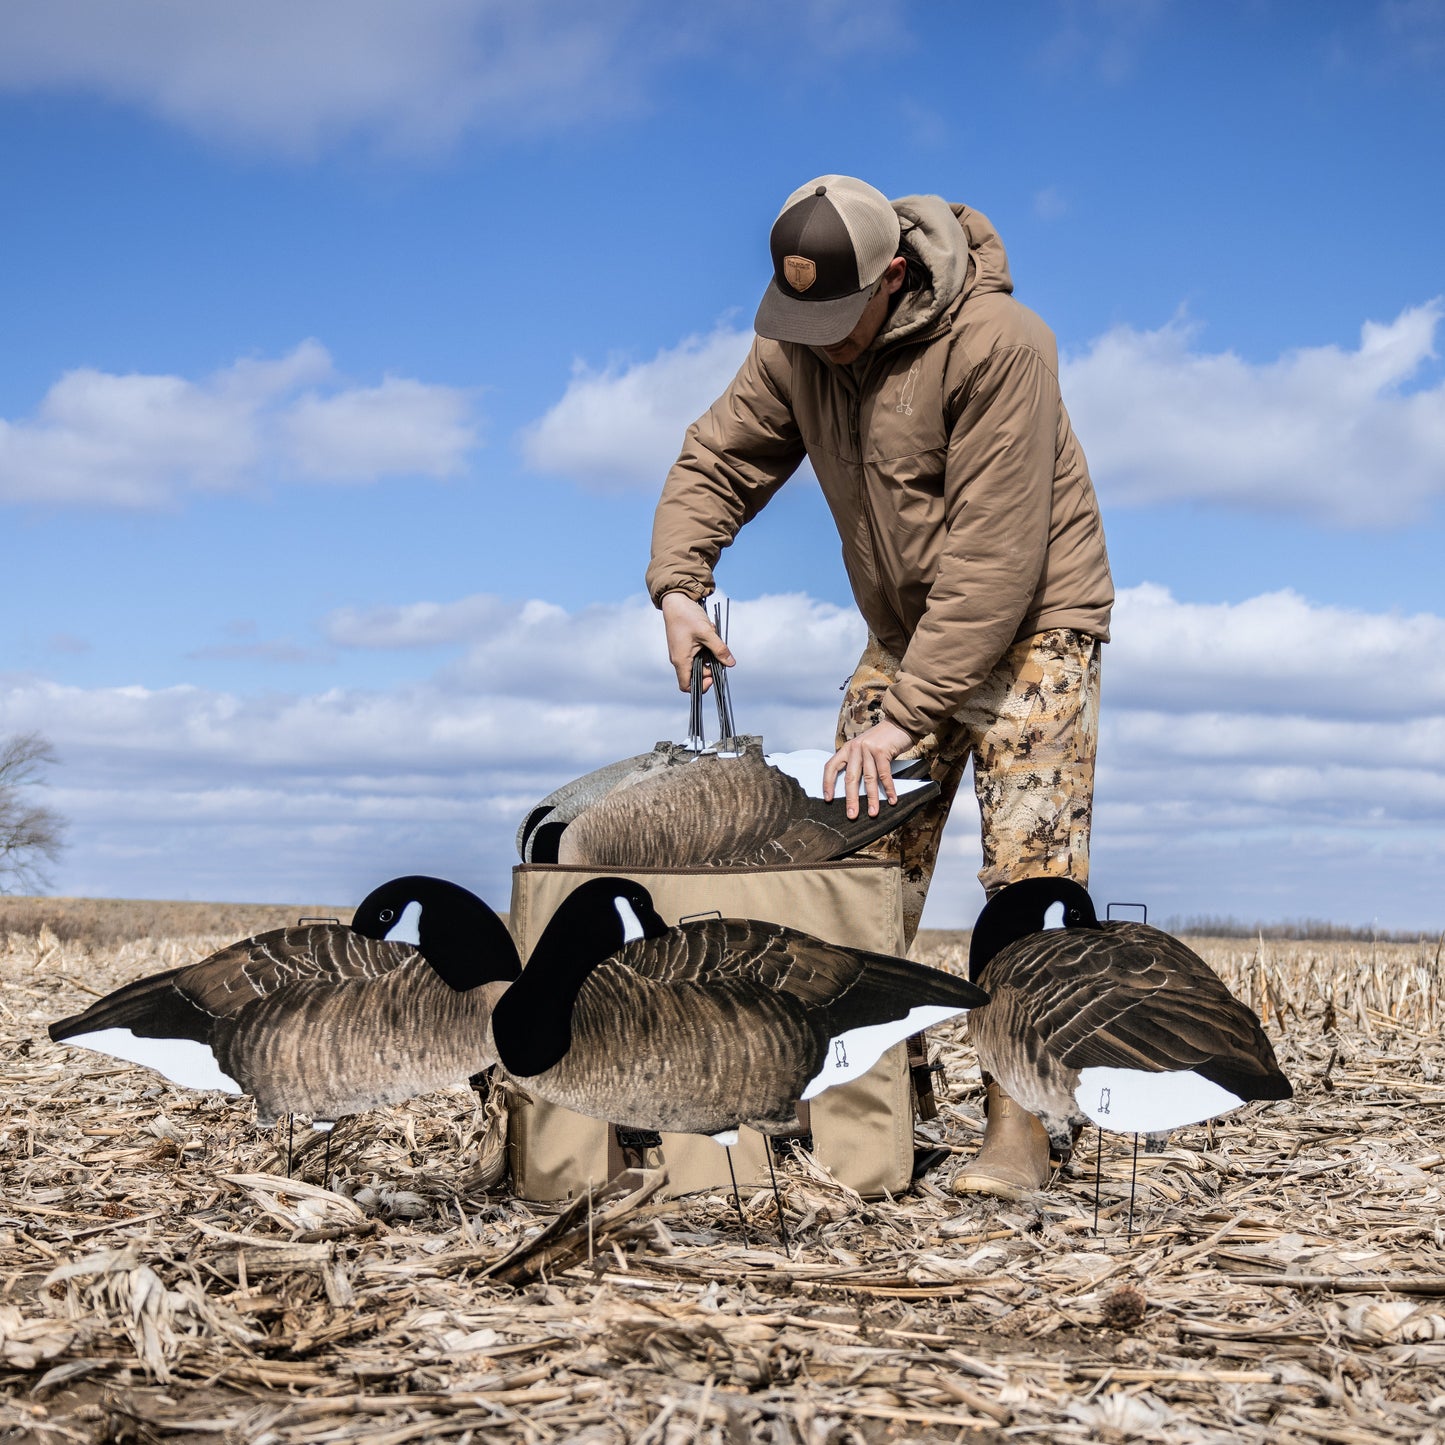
[{"xmin": 754, "ymin": 175, "xmax": 902, "ymax": 346}]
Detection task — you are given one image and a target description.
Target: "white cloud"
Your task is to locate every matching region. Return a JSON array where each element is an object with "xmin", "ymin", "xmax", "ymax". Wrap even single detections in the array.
[
  {"xmin": 1106, "ymin": 583, "xmax": 1445, "ymax": 717},
  {"xmin": 326, "ymin": 590, "xmax": 865, "ymax": 710},
  {"xmin": 7, "ymin": 584, "xmax": 1445, "ymax": 929},
  {"xmin": 525, "ymin": 303, "xmax": 1445, "ymax": 525},
  {"xmin": 521, "ymin": 326, "xmax": 753, "ymax": 492},
  {"xmin": 0, "ymin": 0, "xmax": 905, "ymax": 156},
  {"xmin": 1064, "ymin": 301, "xmax": 1445, "ymax": 526},
  {"xmin": 0, "ymin": 343, "xmax": 480, "ymax": 509},
  {"xmin": 284, "ymin": 378, "xmax": 476, "ymax": 480}
]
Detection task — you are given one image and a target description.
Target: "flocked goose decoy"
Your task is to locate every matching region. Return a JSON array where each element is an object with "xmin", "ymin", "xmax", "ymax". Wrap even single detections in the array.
[
  {"xmin": 48, "ymin": 876, "xmax": 520, "ymax": 1129},
  {"xmin": 966, "ymin": 878, "xmax": 1292, "ymax": 1156},
  {"xmin": 487, "ymin": 875, "xmax": 988, "ymax": 1140},
  {"xmin": 522, "ymin": 740, "xmax": 940, "ymax": 868}
]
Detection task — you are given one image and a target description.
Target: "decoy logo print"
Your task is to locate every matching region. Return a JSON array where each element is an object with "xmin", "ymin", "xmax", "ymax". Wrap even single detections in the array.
[
  {"xmin": 834, "ymin": 1039, "xmax": 849, "ymax": 1068},
  {"xmin": 1097, "ymin": 1087, "xmax": 1111, "ymax": 1115}
]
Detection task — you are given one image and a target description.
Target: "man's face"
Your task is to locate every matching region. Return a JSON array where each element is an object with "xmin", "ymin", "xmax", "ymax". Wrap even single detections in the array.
[{"xmin": 816, "ymin": 258, "xmax": 907, "ymax": 367}]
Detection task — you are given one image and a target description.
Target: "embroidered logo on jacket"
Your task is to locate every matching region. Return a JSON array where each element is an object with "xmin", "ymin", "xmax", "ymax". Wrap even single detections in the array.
[
  {"xmin": 783, "ymin": 256, "xmax": 816, "ymax": 292},
  {"xmin": 895, "ymin": 359, "xmax": 921, "ymax": 416}
]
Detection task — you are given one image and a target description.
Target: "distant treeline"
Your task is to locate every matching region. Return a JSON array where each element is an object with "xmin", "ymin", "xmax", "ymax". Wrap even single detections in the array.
[{"xmin": 1159, "ymin": 915, "xmax": 1442, "ymax": 944}]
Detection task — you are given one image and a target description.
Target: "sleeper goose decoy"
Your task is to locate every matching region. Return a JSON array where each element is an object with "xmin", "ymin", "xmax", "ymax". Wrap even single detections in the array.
[
  {"xmin": 486, "ymin": 876, "xmax": 988, "ymax": 1140},
  {"xmin": 47, "ymin": 876, "xmax": 521, "ymax": 1128},
  {"xmin": 965, "ymin": 878, "xmax": 1293, "ymax": 1158},
  {"xmin": 527, "ymin": 737, "xmax": 940, "ymax": 868}
]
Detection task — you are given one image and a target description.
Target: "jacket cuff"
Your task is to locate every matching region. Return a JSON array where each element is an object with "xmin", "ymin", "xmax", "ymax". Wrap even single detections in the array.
[
  {"xmin": 650, "ymin": 578, "xmax": 712, "ymax": 609},
  {"xmin": 881, "ymin": 682, "xmax": 935, "ymax": 742}
]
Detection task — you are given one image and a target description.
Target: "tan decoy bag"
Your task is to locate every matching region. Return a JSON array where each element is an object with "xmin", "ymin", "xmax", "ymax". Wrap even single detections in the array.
[{"xmin": 505, "ymin": 861, "xmax": 917, "ymax": 1201}]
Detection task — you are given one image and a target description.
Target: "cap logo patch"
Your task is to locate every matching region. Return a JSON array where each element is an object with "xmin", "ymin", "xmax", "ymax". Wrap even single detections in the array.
[{"xmin": 783, "ymin": 255, "xmax": 816, "ymax": 293}]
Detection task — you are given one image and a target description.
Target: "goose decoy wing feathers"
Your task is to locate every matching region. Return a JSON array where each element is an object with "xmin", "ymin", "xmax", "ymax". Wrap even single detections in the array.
[
  {"xmin": 49, "ymin": 928, "xmax": 433, "ymax": 1097},
  {"xmin": 983, "ymin": 921, "xmax": 1291, "ymax": 1100},
  {"xmin": 620, "ymin": 917, "xmax": 985, "ymax": 1018},
  {"xmin": 516, "ymin": 960, "xmax": 824, "ymax": 1135},
  {"xmin": 614, "ymin": 917, "xmax": 985, "ymax": 1100},
  {"xmin": 555, "ymin": 749, "xmax": 941, "ymax": 869}
]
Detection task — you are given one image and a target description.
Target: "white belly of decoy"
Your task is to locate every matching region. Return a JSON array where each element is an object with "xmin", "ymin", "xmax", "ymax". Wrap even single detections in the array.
[
  {"xmin": 801, "ymin": 1004, "xmax": 964, "ymax": 1100},
  {"xmin": 64, "ymin": 1028, "xmax": 242, "ymax": 1094},
  {"xmin": 1074, "ymin": 1066, "xmax": 1246, "ymax": 1133},
  {"xmin": 763, "ymin": 749, "xmax": 933, "ymax": 802}
]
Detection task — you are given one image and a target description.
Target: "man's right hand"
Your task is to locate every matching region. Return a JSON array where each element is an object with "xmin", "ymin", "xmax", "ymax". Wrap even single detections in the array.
[{"xmin": 660, "ymin": 591, "xmax": 736, "ymax": 693}]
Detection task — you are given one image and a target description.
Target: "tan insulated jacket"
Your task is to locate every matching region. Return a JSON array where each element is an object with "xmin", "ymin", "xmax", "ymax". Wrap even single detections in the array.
[{"xmin": 646, "ymin": 196, "xmax": 1114, "ymax": 741}]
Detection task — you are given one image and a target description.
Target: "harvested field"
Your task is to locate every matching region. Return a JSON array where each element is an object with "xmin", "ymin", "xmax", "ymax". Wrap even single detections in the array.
[{"xmin": 2, "ymin": 901, "xmax": 1443, "ymax": 1443}]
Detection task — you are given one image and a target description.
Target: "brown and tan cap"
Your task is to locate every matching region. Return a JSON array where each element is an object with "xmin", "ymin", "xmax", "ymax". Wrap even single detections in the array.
[{"xmin": 754, "ymin": 175, "xmax": 901, "ymax": 346}]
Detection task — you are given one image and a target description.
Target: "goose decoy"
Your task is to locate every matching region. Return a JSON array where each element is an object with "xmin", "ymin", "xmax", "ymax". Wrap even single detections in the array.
[
  {"xmin": 48, "ymin": 876, "xmax": 520, "ymax": 1129},
  {"xmin": 487, "ymin": 876, "xmax": 988, "ymax": 1140},
  {"xmin": 526, "ymin": 738, "xmax": 940, "ymax": 868},
  {"xmin": 966, "ymin": 878, "xmax": 1293, "ymax": 1157},
  {"xmin": 517, "ymin": 749, "xmax": 672, "ymax": 863}
]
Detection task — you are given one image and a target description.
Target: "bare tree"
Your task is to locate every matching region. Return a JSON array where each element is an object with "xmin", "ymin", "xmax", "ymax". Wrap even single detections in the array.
[{"xmin": 0, "ymin": 732, "xmax": 66, "ymax": 893}]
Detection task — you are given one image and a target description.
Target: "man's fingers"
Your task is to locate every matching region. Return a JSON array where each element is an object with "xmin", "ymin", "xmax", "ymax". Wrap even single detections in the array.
[
  {"xmin": 845, "ymin": 750, "xmax": 864, "ymax": 819},
  {"xmin": 862, "ymin": 757, "xmax": 880, "ymax": 818},
  {"xmin": 878, "ymin": 755, "xmax": 897, "ymax": 806}
]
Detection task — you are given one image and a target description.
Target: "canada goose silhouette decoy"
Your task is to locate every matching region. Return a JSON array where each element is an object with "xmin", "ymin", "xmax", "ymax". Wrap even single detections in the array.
[
  {"xmin": 487, "ymin": 876, "xmax": 988, "ymax": 1140},
  {"xmin": 521, "ymin": 740, "xmax": 940, "ymax": 868},
  {"xmin": 966, "ymin": 877, "xmax": 1292, "ymax": 1161},
  {"xmin": 48, "ymin": 876, "xmax": 521, "ymax": 1143}
]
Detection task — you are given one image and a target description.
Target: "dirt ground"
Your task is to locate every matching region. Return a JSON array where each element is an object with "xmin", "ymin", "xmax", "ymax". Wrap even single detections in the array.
[{"xmin": 1, "ymin": 901, "xmax": 1442, "ymax": 1443}]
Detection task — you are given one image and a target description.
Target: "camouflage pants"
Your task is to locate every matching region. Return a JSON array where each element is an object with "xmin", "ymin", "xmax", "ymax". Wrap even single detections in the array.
[{"xmin": 836, "ymin": 628, "xmax": 1102, "ymax": 945}]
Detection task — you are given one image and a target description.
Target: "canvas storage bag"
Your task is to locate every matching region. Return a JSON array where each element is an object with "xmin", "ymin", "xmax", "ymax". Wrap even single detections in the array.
[{"xmin": 506, "ymin": 860, "xmax": 915, "ymax": 1201}]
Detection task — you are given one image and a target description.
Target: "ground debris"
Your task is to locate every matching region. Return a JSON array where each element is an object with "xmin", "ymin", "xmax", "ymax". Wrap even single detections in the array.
[{"xmin": 2, "ymin": 914, "xmax": 1442, "ymax": 1442}]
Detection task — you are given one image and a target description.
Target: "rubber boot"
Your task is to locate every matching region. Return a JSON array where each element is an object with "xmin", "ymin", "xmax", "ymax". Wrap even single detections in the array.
[{"xmin": 949, "ymin": 1081, "xmax": 1052, "ymax": 1199}]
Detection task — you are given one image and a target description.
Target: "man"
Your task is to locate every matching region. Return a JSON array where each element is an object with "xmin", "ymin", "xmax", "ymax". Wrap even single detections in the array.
[{"xmin": 646, "ymin": 176, "xmax": 1113, "ymax": 1196}]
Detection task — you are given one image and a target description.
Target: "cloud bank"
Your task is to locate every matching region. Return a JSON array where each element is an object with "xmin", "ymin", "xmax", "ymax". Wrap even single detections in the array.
[
  {"xmin": 1064, "ymin": 301, "xmax": 1445, "ymax": 526},
  {"xmin": 521, "ymin": 327, "xmax": 753, "ymax": 492},
  {"xmin": 0, "ymin": 342, "xmax": 478, "ymax": 508},
  {"xmin": 0, "ymin": 0, "xmax": 905, "ymax": 156},
  {"xmin": 524, "ymin": 302, "xmax": 1445, "ymax": 527},
  {"xmin": 6, "ymin": 584, "xmax": 1444, "ymax": 930}
]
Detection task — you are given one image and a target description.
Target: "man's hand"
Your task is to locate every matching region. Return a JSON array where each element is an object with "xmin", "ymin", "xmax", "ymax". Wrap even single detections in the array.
[
  {"xmin": 823, "ymin": 720, "xmax": 916, "ymax": 820},
  {"xmin": 660, "ymin": 591, "xmax": 736, "ymax": 692}
]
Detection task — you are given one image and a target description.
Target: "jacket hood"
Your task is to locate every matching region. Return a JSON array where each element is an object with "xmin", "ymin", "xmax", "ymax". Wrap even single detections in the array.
[{"xmin": 876, "ymin": 196, "xmax": 1014, "ymax": 349}]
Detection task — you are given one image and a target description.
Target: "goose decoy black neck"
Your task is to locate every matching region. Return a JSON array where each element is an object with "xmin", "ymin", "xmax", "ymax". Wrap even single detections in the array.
[
  {"xmin": 968, "ymin": 877, "xmax": 1099, "ymax": 982},
  {"xmin": 351, "ymin": 875, "xmax": 520, "ymax": 991},
  {"xmin": 491, "ymin": 877, "xmax": 667, "ymax": 1078}
]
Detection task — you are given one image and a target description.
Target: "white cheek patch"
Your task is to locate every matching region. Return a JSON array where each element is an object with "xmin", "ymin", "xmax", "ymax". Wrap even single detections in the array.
[
  {"xmin": 764, "ymin": 749, "xmax": 933, "ymax": 803},
  {"xmin": 710, "ymin": 1129, "xmax": 740, "ymax": 1146},
  {"xmin": 801, "ymin": 1005, "xmax": 965, "ymax": 1101},
  {"xmin": 1043, "ymin": 901, "xmax": 1066, "ymax": 930},
  {"xmin": 64, "ymin": 1029, "xmax": 242, "ymax": 1094},
  {"xmin": 614, "ymin": 897, "xmax": 645, "ymax": 943},
  {"xmin": 1075, "ymin": 1066, "xmax": 1246, "ymax": 1133},
  {"xmin": 384, "ymin": 900, "xmax": 422, "ymax": 946}
]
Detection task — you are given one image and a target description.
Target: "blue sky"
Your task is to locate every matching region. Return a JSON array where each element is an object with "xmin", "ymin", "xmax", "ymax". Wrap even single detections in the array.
[{"xmin": 2, "ymin": 1, "xmax": 1443, "ymax": 929}]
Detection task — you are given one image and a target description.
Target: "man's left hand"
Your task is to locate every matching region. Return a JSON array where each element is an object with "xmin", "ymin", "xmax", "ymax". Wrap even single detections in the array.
[{"xmin": 823, "ymin": 721, "xmax": 916, "ymax": 820}]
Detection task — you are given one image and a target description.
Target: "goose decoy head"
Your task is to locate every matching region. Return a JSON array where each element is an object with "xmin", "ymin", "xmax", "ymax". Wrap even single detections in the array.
[
  {"xmin": 538, "ymin": 876, "xmax": 669, "ymax": 957},
  {"xmin": 351, "ymin": 875, "xmax": 520, "ymax": 992},
  {"xmin": 968, "ymin": 877, "xmax": 1099, "ymax": 980}
]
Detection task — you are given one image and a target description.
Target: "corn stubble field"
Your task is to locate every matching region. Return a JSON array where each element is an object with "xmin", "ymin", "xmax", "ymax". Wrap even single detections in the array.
[{"xmin": 1, "ymin": 898, "xmax": 1443, "ymax": 1445}]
